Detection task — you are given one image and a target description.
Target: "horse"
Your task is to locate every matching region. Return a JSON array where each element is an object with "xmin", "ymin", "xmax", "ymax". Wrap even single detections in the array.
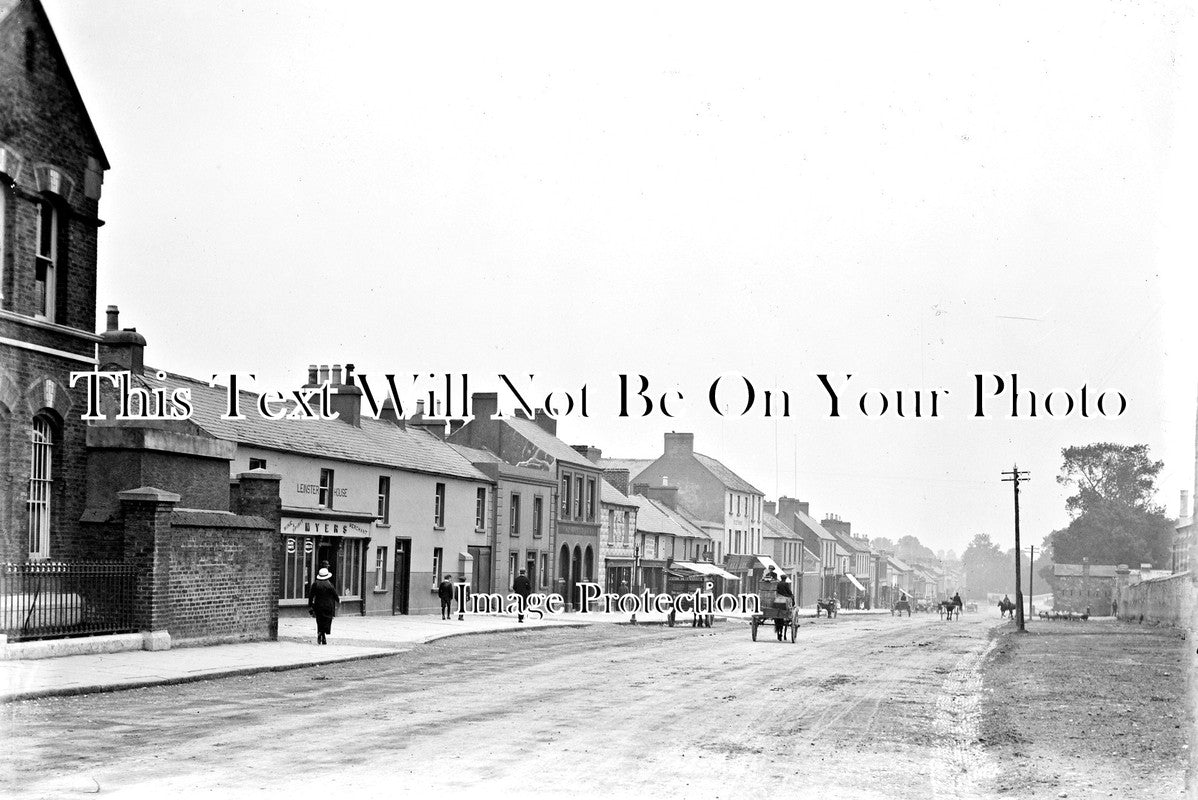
[
  {"xmin": 937, "ymin": 598, "xmax": 962, "ymax": 620},
  {"xmin": 816, "ymin": 598, "xmax": 838, "ymax": 618},
  {"xmin": 997, "ymin": 598, "xmax": 1017, "ymax": 619}
]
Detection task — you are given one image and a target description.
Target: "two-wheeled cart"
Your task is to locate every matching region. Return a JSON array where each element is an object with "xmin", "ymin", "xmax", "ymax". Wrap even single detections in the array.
[{"xmin": 750, "ymin": 581, "xmax": 798, "ymax": 643}]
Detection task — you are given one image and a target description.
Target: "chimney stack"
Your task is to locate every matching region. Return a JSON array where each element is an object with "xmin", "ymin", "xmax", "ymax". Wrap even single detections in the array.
[
  {"xmin": 572, "ymin": 445, "xmax": 603, "ymax": 463},
  {"xmin": 327, "ymin": 362, "xmax": 362, "ymax": 427},
  {"xmin": 98, "ymin": 305, "xmax": 147, "ymax": 374},
  {"xmin": 470, "ymin": 392, "xmax": 498, "ymax": 421},
  {"xmin": 603, "ymin": 468, "xmax": 631, "ymax": 495},
  {"xmin": 635, "ymin": 482, "xmax": 678, "ymax": 510},
  {"xmin": 663, "ymin": 432, "xmax": 695, "ymax": 457},
  {"xmin": 764, "ymin": 500, "xmax": 777, "ymax": 517}
]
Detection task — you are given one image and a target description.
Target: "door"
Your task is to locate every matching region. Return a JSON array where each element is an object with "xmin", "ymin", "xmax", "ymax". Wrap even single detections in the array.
[
  {"xmin": 468, "ymin": 545, "xmax": 492, "ymax": 594},
  {"xmin": 392, "ymin": 537, "xmax": 411, "ymax": 615}
]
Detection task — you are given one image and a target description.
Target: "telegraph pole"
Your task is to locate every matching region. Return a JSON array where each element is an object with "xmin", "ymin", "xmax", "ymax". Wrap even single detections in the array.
[
  {"xmin": 1028, "ymin": 544, "xmax": 1034, "ymax": 619},
  {"xmin": 1001, "ymin": 465, "xmax": 1030, "ymax": 631}
]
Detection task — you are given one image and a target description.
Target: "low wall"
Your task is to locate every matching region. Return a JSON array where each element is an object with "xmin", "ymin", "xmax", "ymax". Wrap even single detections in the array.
[
  {"xmin": 167, "ymin": 511, "xmax": 277, "ymax": 644},
  {"xmin": 1117, "ymin": 571, "xmax": 1195, "ymax": 628}
]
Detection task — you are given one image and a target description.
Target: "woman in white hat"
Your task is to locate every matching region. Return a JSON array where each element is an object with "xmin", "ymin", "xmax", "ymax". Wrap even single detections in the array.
[{"xmin": 307, "ymin": 562, "xmax": 340, "ymax": 645}]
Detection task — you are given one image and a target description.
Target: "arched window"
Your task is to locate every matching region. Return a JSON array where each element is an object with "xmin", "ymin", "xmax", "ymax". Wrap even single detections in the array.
[{"xmin": 28, "ymin": 415, "xmax": 54, "ymax": 559}]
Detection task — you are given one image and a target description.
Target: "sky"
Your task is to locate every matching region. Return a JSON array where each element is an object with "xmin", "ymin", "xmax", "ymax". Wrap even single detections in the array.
[{"xmin": 40, "ymin": 0, "xmax": 1198, "ymax": 558}]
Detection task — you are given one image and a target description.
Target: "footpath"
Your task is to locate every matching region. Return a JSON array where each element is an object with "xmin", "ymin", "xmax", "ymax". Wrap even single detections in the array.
[{"xmin": 0, "ymin": 607, "xmax": 889, "ymax": 703}]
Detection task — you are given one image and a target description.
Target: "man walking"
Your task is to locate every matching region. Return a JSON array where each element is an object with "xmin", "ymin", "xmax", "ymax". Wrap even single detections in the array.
[
  {"xmin": 438, "ymin": 573, "xmax": 455, "ymax": 620},
  {"xmin": 513, "ymin": 569, "xmax": 532, "ymax": 623}
]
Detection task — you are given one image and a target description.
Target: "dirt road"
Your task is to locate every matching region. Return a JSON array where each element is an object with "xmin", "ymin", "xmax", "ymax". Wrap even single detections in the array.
[{"xmin": 0, "ymin": 612, "xmax": 1178, "ymax": 799}]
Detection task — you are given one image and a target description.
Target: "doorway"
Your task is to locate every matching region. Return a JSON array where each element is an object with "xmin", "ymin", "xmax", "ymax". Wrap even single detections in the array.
[{"xmin": 392, "ymin": 537, "xmax": 411, "ymax": 615}]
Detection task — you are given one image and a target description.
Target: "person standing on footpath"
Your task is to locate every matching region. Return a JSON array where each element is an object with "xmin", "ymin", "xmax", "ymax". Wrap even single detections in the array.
[
  {"xmin": 307, "ymin": 562, "xmax": 340, "ymax": 645},
  {"xmin": 513, "ymin": 569, "xmax": 532, "ymax": 623},
  {"xmin": 438, "ymin": 573, "xmax": 455, "ymax": 620}
]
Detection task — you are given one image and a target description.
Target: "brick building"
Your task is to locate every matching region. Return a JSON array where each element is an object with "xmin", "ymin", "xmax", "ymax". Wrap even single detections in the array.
[
  {"xmin": 1053, "ymin": 561, "xmax": 1119, "ymax": 614},
  {"xmin": 1, "ymin": 0, "xmax": 108, "ymax": 563}
]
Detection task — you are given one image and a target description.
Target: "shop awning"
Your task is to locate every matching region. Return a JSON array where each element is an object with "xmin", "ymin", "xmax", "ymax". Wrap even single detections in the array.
[
  {"xmin": 670, "ymin": 561, "xmax": 741, "ymax": 581},
  {"xmin": 725, "ymin": 554, "xmax": 781, "ymax": 574},
  {"xmin": 845, "ymin": 573, "xmax": 866, "ymax": 592},
  {"xmin": 757, "ymin": 555, "xmax": 782, "ymax": 575}
]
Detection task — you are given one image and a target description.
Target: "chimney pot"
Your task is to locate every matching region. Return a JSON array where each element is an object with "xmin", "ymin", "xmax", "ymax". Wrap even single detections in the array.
[
  {"xmin": 344, "ymin": 363, "xmax": 355, "ymax": 387},
  {"xmin": 106, "ymin": 305, "xmax": 119, "ymax": 331},
  {"xmin": 307, "ymin": 365, "xmax": 318, "ymax": 385}
]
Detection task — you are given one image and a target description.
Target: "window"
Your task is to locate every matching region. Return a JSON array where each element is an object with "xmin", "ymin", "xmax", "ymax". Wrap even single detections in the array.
[
  {"xmin": 377, "ymin": 476, "xmax": 391, "ymax": 524},
  {"xmin": 623, "ymin": 511, "xmax": 630, "ymax": 544},
  {"xmin": 375, "ymin": 546, "xmax": 388, "ymax": 590},
  {"xmin": 509, "ymin": 551, "xmax": 519, "ymax": 588},
  {"xmin": 561, "ymin": 472, "xmax": 572, "ymax": 517},
  {"xmin": 434, "ymin": 482, "xmax": 446, "ymax": 527},
  {"xmin": 533, "ymin": 497, "xmax": 543, "ymax": 538},
  {"xmin": 337, "ymin": 541, "xmax": 363, "ymax": 599},
  {"xmin": 318, "ymin": 468, "xmax": 334, "ymax": 508},
  {"xmin": 607, "ymin": 510, "xmax": 616, "ymax": 543},
  {"xmin": 586, "ymin": 478, "xmax": 596, "ymax": 521},
  {"xmin": 249, "ymin": 457, "xmax": 267, "ymax": 470},
  {"xmin": 574, "ymin": 476, "xmax": 584, "ymax": 518},
  {"xmin": 34, "ymin": 200, "xmax": 57, "ymax": 321},
  {"xmin": 510, "ymin": 493, "xmax": 521, "ymax": 537},
  {"xmin": 433, "ymin": 547, "xmax": 443, "ymax": 585},
  {"xmin": 539, "ymin": 553, "xmax": 549, "ymax": 588},
  {"xmin": 27, "ymin": 416, "xmax": 53, "ymax": 559},
  {"xmin": 729, "ymin": 494, "xmax": 733, "ymax": 514},
  {"xmin": 526, "ymin": 552, "xmax": 537, "ymax": 586},
  {"xmin": 475, "ymin": 487, "xmax": 487, "ymax": 530}
]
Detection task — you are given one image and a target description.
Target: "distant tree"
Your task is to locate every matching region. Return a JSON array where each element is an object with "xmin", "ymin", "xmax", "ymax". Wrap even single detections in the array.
[
  {"xmin": 962, "ymin": 533, "xmax": 1008, "ymax": 597},
  {"xmin": 1051, "ymin": 443, "xmax": 1174, "ymax": 568},
  {"xmin": 871, "ymin": 536, "xmax": 896, "ymax": 553},
  {"xmin": 896, "ymin": 535, "xmax": 937, "ymax": 564}
]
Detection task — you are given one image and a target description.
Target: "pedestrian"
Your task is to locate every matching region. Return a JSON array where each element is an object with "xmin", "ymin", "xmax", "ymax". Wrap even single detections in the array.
[
  {"xmin": 513, "ymin": 569, "xmax": 532, "ymax": 623},
  {"xmin": 307, "ymin": 563, "xmax": 339, "ymax": 645},
  {"xmin": 437, "ymin": 573, "xmax": 455, "ymax": 620}
]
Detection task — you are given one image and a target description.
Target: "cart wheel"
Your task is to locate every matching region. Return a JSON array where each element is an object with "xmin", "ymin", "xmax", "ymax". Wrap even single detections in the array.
[
  {"xmin": 750, "ymin": 618, "xmax": 759, "ymax": 641},
  {"xmin": 790, "ymin": 621, "xmax": 798, "ymax": 643}
]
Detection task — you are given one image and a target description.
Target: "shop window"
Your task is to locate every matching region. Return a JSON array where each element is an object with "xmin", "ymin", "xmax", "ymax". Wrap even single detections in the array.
[
  {"xmin": 434, "ymin": 483, "xmax": 446, "ymax": 527},
  {"xmin": 475, "ymin": 487, "xmax": 486, "ymax": 530},
  {"xmin": 34, "ymin": 199, "xmax": 57, "ymax": 321},
  {"xmin": 27, "ymin": 415, "xmax": 54, "ymax": 560},
  {"xmin": 377, "ymin": 476, "xmax": 391, "ymax": 524},
  {"xmin": 533, "ymin": 497, "xmax": 543, "ymax": 538},
  {"xmin": 280, "ymin": 536, "xmax": 315, "ymax": 600},
  {"xmin": 249, "ymin": 457, "xmax": 267, "ymax": 470},
  {"xmin": 337, "ymin": 541, "xmax": 363, "ymax": 599},
  {"xmin": 318, "ymin": 468, "xmax": 334, "ymax": 508},
  {"xmin": 510, "ymin": 493, "xmax": 521, "ymax": 536},
  {"xmin": 375, "ymin": 546, "xmax": 388, "ymax": 590}
]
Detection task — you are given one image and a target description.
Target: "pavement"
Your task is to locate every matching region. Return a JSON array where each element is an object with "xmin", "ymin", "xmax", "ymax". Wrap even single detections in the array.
[{"xmin": 0, "ymin": 606, "xmax": 893, "ymax": 703}]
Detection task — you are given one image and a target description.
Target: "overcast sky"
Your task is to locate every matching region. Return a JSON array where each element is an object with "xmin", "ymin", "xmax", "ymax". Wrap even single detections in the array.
[{"xmin": 43, "ymin": 1, "xmax": 1198, "ymax": 557}]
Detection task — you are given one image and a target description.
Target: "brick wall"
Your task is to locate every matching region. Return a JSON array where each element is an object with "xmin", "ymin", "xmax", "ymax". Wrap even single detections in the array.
[{"xmin": 166, "ymin": 511, "xmax": 277, "ymax": 644}]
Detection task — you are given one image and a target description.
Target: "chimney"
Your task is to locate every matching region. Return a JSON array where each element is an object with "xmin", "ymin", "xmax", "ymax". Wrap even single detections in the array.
[
  {"xmin": 327, "ymin": 362, "xmax": 362, "ymax": 427},
  {"xmin": 408, "ymin": 399, "xmax": 448, "ymax": 438},
  {"xmin": 1182, "ymin": 490, "xmax": 1191, "ymax": 520},
  {"xmin": 379, "ymin": 398, "xmax": 405, "ymax": 428},
  {"xmin": 603, "ymin": 468, "xmax": 631, "ymax": 495},
  {"xmin": 822, "ymin": 515, "xmax": 851, "ymax": 536},
  {"xmin": 471, "ymin": 392, "xmax": 498, "ymax": 421},
  {"xmin": 531, "ymin": 409, "xmax": 557, "ymax": 436},
  {"xmin": 572, "ymin": 445, "xmax": 603, "ymax": 463},
  {"xmin": 664, "ymin": 432, "xmax": 695, "ymax": 457},
  {"xmin": 764, "ymin": 500, "xmax": 777, "ymax": 517},
  {"xmin": 776, "ymin": 497, "xmax": 810, "ymax": 525},
  {"xmin": 98, "ymin": 305, "xmax": 147, "ymax": 374},
  {"xmin": 640, "ymin": 483, "xmax": 678, "ymax": 510}
]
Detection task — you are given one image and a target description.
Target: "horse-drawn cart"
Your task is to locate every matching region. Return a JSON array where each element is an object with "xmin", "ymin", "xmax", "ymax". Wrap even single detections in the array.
[
  {"xmin": 891, "ymin": 596, "xmax": 911, "ymax": 616},
  {"xmin": 664, "ymin": 562, "xmax": 739, "ymax": 628},
  {"xmin": 750, "ymin": 581, "xmax": 798, "ymax": 643}
]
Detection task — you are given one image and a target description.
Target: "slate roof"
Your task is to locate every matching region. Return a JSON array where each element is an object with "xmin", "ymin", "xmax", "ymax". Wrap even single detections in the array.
[
  {"xmin": 600, "ymin": 479, "xmax": 638, "ymax": 508},
  {"xmin": 629, "ymin": 496, "xmax": 711, "ymax": 540},
  {"xmin": 142, "ymin": 370, "xmax": 489, "ymax": 482},
  {"xmin": 502, "ymin": 416, "xmax": 595, "ymax": 468},
  {"xmin": 792, "ymin": 510, "xmax": 837, "ymax": 541},
  {"xmin": 887, "ymin": 555, "xmax": 913, "ymax": 573},
  {"xmin": 597, "ymin": 458, "xmax": 654, "ymax": 479},
  {"xmin": 762, "ymin": 512, "xmax": 802, "ymax": 541},
  {"xmin": 694, "ymin": 453, "xmax": 762, "ymax": 495},
  {"xmin": 449, "ymin": 443, "xmax": 501, "ymax": 464}
]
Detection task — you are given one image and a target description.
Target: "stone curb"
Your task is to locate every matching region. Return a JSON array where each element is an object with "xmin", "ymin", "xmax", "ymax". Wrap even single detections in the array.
[{"xmin": 1, "ymin": 622, "xmax": 592, "ymax": 704}]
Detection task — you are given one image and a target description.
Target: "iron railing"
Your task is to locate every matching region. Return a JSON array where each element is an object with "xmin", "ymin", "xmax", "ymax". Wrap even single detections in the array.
[{"xmin": 1, "ymin": 562, "xmax": 137, "ymax": 642}]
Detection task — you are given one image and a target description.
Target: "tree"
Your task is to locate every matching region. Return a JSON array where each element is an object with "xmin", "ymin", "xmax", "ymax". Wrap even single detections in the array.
[
  {"xmin": 896, "ymin": 535, "xmax": 936, "ymax": 564},
  {"xmin": 871, "ymin": 536, "xmax": 896, "ymax": 553},
  {"xmin": 962, "ymin": 533, "xmax": 1008, "ymax": 597},
  {"xmin": 1051, "ymin": 443, "xmax": 1174, "ymax": 568}
]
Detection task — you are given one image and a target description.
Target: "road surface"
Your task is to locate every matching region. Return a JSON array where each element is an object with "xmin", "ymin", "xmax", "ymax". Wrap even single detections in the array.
[{"xmin": 0, "ymin": 611, "xmax": 1133, "ymax": 799}]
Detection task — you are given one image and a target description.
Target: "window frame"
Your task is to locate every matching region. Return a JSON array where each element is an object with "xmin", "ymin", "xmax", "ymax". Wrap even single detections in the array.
[
  {"xmin": 377, "ymin": 475, "xmax": 391, "ymax": 524},
  {"xmin": 27, "ymin": 415, "xmax": 53, "ymax": 560},
  {"xmin": 434, "ymin": 482, "xmax": 446, "ymax": 528},
  {"xmin": 34, "ymin": 198, "xmax": 57, "ymax": 322},
  {"xmin": 318, "ymin": 468, "xmax": 334, "ymax": 509},
  {"xmin": 510, "ymin": 492, "xmax": 521, "ymax": 537},
  {"xmin": 374, "ymin": 546, "xmax": 388, "ymax": 590},
  {"xmin": 475, "ymin": 487, "xmax": 487, "ymax": 531},
  {"xmin": 533, "ymin": 496, "xmax": 543, "ymax": 538}
]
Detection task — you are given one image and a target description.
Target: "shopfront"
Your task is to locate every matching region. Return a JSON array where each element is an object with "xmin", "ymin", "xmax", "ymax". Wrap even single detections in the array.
[{"xmin": 279, "ymin": 513, "xmax": 374, "ymax": 616}]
